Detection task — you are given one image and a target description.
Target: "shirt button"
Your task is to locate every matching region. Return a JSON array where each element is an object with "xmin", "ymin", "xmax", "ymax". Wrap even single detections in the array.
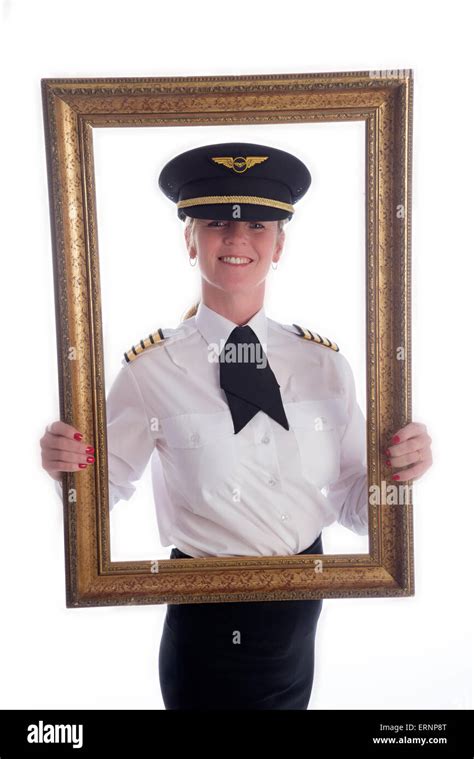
[
  {"xmin": 189, "ymin": 433, "xmax": 200, "ymax": 444},
  {"xmin": 280, "ymin": 514, "xmax": 289, "ymax": 521},
  {"xmin": 261, "ymin": 435, "xmax": 270, "ymax": 444},
  {"xmin": 268, "ymin": 477, "xmax": 277, "ymax": 486}
]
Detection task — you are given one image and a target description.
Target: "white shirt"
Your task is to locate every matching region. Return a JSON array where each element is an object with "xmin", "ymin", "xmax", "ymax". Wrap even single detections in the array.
[{"xmin": 56, "ymin": 302, "xmax": 368, "ymax": 557}]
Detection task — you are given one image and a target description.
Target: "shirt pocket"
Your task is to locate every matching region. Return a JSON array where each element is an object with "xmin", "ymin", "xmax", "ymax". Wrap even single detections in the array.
[
  {"xmin": 285, "ymin": 398, "xmax": 347, "ymax": 488},
  {"xmin": 159, "ymin": 410, "xmax": 237, "ymax": 493}
]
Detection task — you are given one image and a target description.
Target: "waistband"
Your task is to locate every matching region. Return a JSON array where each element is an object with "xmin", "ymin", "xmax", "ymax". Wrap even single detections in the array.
[{"xmin": 170, "ymin": 531, "xmax": 323, "ymax": 560}]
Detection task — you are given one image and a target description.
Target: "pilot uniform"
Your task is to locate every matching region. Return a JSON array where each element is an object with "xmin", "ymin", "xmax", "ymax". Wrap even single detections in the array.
[
  {"xmin": 55, "ymin": 141, "xmax": 369, "ymax": 710},
  {"xmin": 109, "ymin": 302, "xmax": 368, "ymax": 555}
]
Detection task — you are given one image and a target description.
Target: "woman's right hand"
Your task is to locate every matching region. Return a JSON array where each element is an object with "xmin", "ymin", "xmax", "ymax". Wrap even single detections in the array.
[{"xmin": 40, "ymin": 421, "xmax": 95, "ymax": 482}]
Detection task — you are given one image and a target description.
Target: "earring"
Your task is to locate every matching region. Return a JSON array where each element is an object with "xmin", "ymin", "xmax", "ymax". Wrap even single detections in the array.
[
  {"xmin": 189, "ymin": 256, "xmax": 197, "ymax": 267},
  {"xmin": 271, "ymin": 261, "xmax": 278, "ymax": 270}
]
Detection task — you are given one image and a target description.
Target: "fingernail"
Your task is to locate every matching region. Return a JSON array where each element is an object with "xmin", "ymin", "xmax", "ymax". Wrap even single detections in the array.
[
  {"xmin": 392, "ymin": 474, "xmax": 400, "ymax": 480},
  {"xmin": 385, "ymin": 460, "xmax": 391, "ymax": 467},
  {"xmin": 85, "ymin": 446, "xmax": 94, "ymax": 453},
  {"xmin": 384, "ymin": 449, "xmax": 391, "ymax": 457},
  {"xmin": 86, "ymin": 456, "xmax": 95, "ymax": 464},
  {"xmin": 392, "ymin": 435, "xmax": 400, "ymax": 444},
  {"xmin": 78, "ymin": 463, "xmax": 87, "ymax": 469},
  {"xmin": 74, "ymin": 433, "xmax": 83, "ymax": 441}
]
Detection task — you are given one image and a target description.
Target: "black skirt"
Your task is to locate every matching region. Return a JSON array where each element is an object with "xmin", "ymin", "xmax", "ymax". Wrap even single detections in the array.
[{"xmin": 158, "ymin": 532, "xmax": 324, "ymax": 710}]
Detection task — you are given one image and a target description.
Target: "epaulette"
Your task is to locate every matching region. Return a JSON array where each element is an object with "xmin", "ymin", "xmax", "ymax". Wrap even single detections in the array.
[
  {"xmin": 123, "ymin": 328, "xmax": 168, "ymax": 363},
  {"xmin": 292, "ymin": 323, "xmax": 339, "ymax": 352}
]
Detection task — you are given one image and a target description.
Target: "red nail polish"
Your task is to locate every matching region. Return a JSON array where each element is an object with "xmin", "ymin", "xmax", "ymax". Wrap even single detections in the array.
[
  {"xmin": 78, "ymin": 463, "xmax": 87, "ymax": 469},
  {"xmin": 385, "ymin": 460, "xmax": 391, "ymax": 467},
  {"xmin": 86, "ymin": 456, "xmax": 95, "ymax": 464},
  {"xmin": 392, "ymin": 474, "xmax": 400, "ymax": 480},
  {"xmin": 85, "ymin": 446, "xmax": 94, "ymax": 453},
  {"xmin": 384, "ymin": 449, "xmax": 391, "ymax": 457},
  {"xmin": 74, "ymin": 433, "xmax": 83, "ymax": 441},
  {"xmin": 392, "ymin": 435, "xmax": 400, "ymax": 444}
]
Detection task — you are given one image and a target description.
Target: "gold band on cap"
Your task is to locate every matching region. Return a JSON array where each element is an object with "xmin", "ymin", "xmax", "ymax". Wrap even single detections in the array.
[{"xmin": 177, "ymin": 195, "xmax": 295, "ymax": 213}]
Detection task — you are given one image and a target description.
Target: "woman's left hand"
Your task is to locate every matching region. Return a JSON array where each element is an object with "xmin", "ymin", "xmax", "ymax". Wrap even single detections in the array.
[{"xmin": 384, "ymin": 422, "xmax": 433, "ymax": 481}]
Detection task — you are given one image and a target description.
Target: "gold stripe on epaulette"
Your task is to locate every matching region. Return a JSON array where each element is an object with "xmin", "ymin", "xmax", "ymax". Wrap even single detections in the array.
[
  {"xmin": 292, "ymin": 323, "xmax": 339, "ymax": 352},
  {"xmin": 123, "ymin": 328, "xmax": 166, "ymax": 363}
]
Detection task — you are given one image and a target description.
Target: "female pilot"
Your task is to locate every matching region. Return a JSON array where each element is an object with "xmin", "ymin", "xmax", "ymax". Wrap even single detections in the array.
[{"xmin": 41, "ymin": 142, "xmax": 433, "ymax": 710}]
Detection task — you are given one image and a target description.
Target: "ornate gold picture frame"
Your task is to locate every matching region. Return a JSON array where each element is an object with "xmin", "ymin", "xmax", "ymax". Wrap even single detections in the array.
[{"xmin": 42, "ymin": 70, "xmax": 413, "ymax": 607}]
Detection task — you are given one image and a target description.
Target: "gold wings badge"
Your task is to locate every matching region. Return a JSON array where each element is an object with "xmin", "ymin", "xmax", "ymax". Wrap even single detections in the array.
[{"xmin": 211, "ymin": 155, "xmax": 268, "ymax": 173}]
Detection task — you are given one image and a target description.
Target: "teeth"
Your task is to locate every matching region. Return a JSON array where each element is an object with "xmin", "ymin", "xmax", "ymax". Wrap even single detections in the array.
[{"xmin": 219, "ymin": 256, "xmax": 252, "ymax": 264}]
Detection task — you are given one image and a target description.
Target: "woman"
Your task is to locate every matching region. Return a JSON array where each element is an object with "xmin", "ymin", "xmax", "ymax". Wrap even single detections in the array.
[{"xmin": 40, "ymin": 142, "xmax": 433, "ymax": 710}]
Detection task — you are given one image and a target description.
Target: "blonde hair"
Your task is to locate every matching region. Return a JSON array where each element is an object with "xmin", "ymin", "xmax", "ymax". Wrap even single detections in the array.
[{"xmin": 181, "ymin": 216, "xmax": 288, "ymax": 321}]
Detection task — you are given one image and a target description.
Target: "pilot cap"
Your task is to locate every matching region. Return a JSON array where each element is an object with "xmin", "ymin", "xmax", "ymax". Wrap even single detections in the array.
[{"xmin": 158, "ymin": 142, "xmax": 311, "ymax": 222}]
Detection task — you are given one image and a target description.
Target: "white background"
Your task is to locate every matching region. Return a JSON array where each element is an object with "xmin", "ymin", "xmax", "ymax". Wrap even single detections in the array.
[
  {"xmin": 92, "ymin": 121, "xmax": 367, "ymax": 560},
  {"xmin": 0, "ymin": 0, "xmax": 472, "ymax": 710}
]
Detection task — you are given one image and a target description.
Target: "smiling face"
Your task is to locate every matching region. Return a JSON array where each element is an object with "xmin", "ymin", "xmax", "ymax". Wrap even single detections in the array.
[{"xmin": 184, "ymin": 218, "xmax": 285, "ymax": 297}]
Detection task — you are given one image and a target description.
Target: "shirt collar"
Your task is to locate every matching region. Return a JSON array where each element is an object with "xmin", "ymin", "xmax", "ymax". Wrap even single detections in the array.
[{"xmin": 195, "ymin": 301, "xmax": 268, "ymax": 354}]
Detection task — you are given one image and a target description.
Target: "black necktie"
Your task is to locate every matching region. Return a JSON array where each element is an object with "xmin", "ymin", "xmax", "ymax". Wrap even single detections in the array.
[{"xmin": 219, "ymin": 325, "xmax": 290, "ymax": 434}]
